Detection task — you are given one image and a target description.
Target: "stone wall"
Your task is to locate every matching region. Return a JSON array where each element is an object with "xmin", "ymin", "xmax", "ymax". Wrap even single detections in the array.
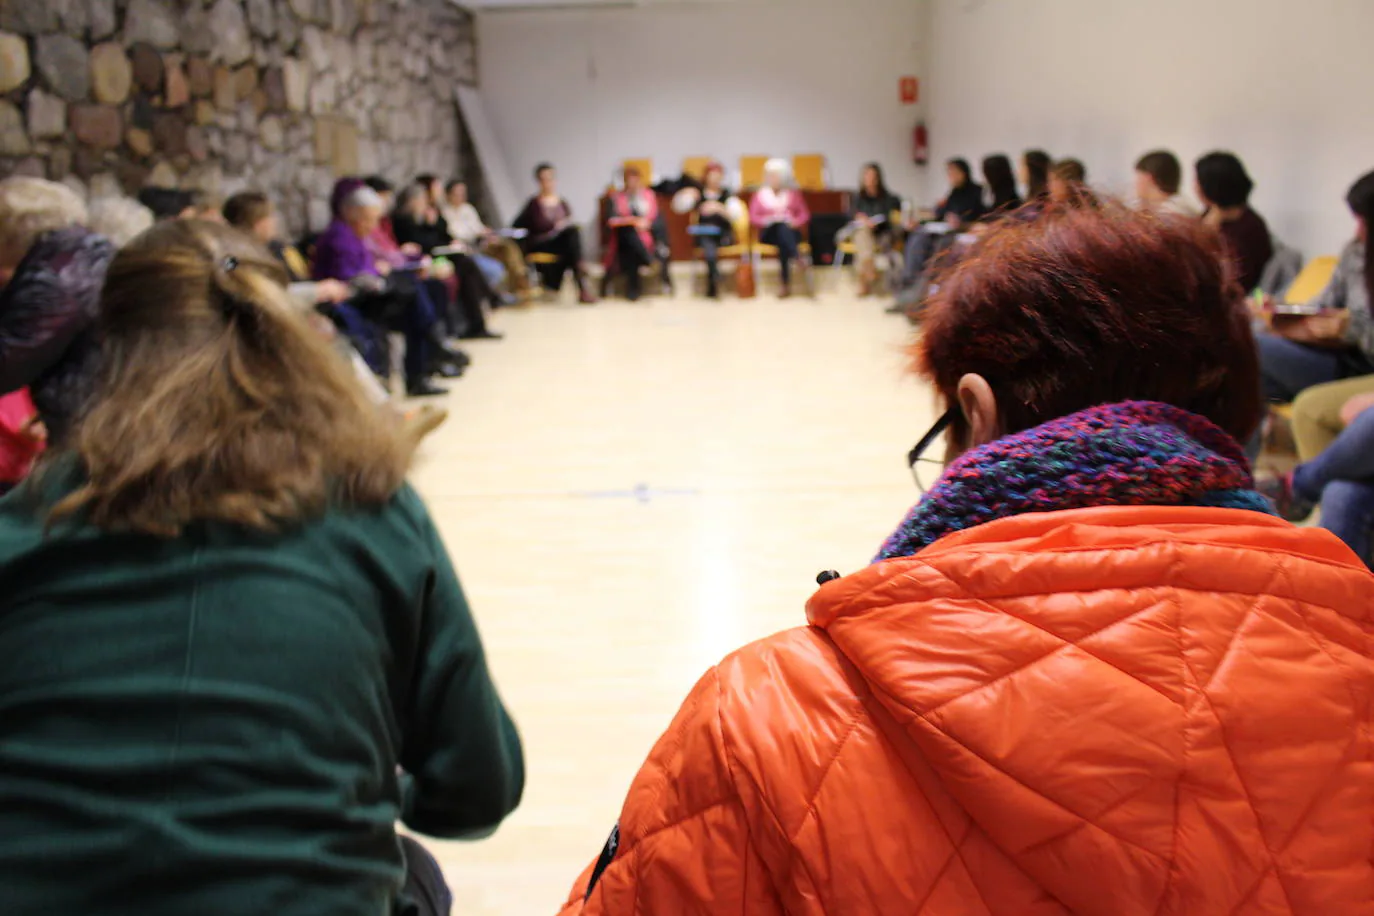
[{"xmin": 0, "ymin": 0, "xmax": 477, "ymax": 237}]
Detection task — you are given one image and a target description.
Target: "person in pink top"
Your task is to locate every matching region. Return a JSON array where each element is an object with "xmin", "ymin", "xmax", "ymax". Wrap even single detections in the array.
[
  {"xmin": 749, "ymin": 158, "xmax": 810, "ymax": 297},
  {"xmin": 602, "ymin": 167, "xmax": 660, "ymax": 301}
]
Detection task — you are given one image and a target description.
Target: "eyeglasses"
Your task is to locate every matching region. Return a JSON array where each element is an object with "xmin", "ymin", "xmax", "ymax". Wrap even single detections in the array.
[{"xmin": 907, "ymin": 407, "xmax": 955, "ymax": 494}]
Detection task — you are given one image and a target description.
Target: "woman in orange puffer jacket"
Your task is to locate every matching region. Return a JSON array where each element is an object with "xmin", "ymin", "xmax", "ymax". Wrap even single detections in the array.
[{"xmin": 560, "ymin": 203, "xmax": 1374, "ymax": 915}]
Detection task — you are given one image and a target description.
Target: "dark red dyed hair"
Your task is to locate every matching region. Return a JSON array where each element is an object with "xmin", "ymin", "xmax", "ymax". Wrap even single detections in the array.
[{"xmin": 917, "ymin": 201, "xmax": 1261, "ymax": 444}]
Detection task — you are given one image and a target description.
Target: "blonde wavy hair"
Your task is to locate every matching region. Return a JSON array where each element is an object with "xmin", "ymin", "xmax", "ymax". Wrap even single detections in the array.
[
  {"xmin": 51, "ymin": 219, "xmax": 414, "ymax": 536},
  {"xmin": 0, "ymin": 176, "xmax": 88, "ymax": 269}
]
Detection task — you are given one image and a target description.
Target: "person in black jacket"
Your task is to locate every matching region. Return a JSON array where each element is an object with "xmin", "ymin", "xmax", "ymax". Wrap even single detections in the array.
[
  {"xmin": 847, "ymin": 163, "xmax": 902, "ymax": 296},
  {"xmin": 982, "ymin": 154, "xmax": 1023, "ymax": 215},
  {"xmin": 0, "ymin": 177, "xmax": 116, "ymax": 445},
  {"xmin": 392, "ymin": 183, "xmax": 503, "ymax": 341},
  {"xmin": 898, "ymin": 158, "xmax": 987, "ymax": 291}
]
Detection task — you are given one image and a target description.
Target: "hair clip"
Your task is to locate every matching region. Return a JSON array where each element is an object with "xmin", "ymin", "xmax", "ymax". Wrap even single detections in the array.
[{"xmin": 223, "ymin": 255, "xmax": 239, "ymax": 273}]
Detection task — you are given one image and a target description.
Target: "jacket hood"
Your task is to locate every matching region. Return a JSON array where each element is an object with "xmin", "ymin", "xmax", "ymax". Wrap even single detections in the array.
[{"xmin": 808, "ymin": 505, "xmax": 1374, "ymax": 914}]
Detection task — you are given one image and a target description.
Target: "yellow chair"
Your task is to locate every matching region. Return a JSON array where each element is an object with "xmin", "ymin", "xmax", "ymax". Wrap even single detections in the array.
[
  {"xmin": 525, "ymin": 251, "xmax": 562, "ymax": 297},
  {"xmin": 792, "ymin": 154, "xmax": 826, "ymax": 191},
  {"xmin": 739, "ymin": 155, "xmax": 769, "ymax": 189},
  {"xmin": 682, "ymin": 157, "xmax": 713, "ymax": 183},
  {"xmin": 622, "ymin": 158, "xmax": 653, "ymax": 182},
  {"xmin": 1284, "ymin": 255, "xmax": 1339, "ymax": 305},
  {"xmin": 750, "ymin": 219, "xmax": 814, "ymax": 297},
  {"xmin": 834, "ymin": 208, "xmax": 904, "ymax": 272},
  {"xmin": 689, "ymin": 205, "xmax": 751, "ymax": 292}
]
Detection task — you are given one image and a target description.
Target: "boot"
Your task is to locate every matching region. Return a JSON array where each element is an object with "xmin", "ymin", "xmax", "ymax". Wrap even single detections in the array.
[
  {"xmin": 626, "ymin": 268, "xmax": 642, "ymax": 302},
  {"xmin": 858, "ymin": 262, "xmax": 877, "ymax": 297}
]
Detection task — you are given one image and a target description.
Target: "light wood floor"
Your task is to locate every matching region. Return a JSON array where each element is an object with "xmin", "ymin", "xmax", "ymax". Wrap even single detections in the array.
[{"xmin": 406, "ymin": 283, "xmax": 937, "ymax": 914}]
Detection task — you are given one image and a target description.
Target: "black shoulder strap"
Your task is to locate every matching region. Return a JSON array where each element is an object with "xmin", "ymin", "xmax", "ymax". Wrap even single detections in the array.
[{"xmin": 584, "ymin": 822, "xmax": 621, "ymax": 901}]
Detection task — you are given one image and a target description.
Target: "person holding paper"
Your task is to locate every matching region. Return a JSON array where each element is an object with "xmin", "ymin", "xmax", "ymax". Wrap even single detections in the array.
[
  {"xmin": 748, "ymin": 159, "xmax": 811, "ymax": 299},
  {"xmin": 847, "ymin": 163, "xmax": 901, "ymax": 296},
  {"xmin": 514, "ymin": 163, "xmax": 597, "ymax": 304},
  {"xmin": 601, "ymin": 167, "xmax": 662, "ymax": 302},
  {"xmin": 444, "ymin": 180, "xmax": 531, "ymax": 303},
  {"xmin": 1254, "ymin": 169, "xmax": 1373, "ymax": 402},
  {"xmin": 672, "ymin": 162, "xmax": 744, "ymax": 299}
]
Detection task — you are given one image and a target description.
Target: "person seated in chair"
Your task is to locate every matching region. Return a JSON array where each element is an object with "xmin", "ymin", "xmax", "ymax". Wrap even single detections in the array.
[
  {"xmin": 313, "ymin": 185, "xmax": 464, "ymax": 397},
  {"xmin": 443, "ymin": 179, "xmax": 531, "ymax": 304},
  {"xmin": 748, "ymin": 158, "xmax": 811, "ymax": 299},
  {"xmin": 223, "ymin": 191, "xmax": 350, "ymax": 312},
  {"xmin": 672, "ymin": 161, "xmax": 743, "ymax": 300},
  {"xmin": 1133, "ymin": 150, "xmax": 1198, "ymax": 217},
  {"xmin": 393, "ymin": 184, "xmax": 503, "ymax": 341},
  {"xmin": 1195, "ymin": 151, "xmax": 1272, "ymax": 295},
  {"xmin": 899, "ymin": 158, "xmax": 986, "ymax": 289},
  {"xmin": 601, "ymin": 166, "xmax": 666, "ymax": 302},
  {"xmin": 1253, "ymin": 169, "xmax": 1374, "ymax": 404},
  {"xmin": 981, "ymin": 154, "xmax": 1022, "ymax": 217},
  {"xmin": 514, "ymin": 163, "xmax": 596, "ymax": 304},
  {"xmin": 847, "ymin": 162, "xmax": 902, "ymax": 297}
]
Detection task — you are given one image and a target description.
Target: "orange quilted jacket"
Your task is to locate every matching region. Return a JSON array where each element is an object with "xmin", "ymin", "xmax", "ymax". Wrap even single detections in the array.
[{"xmin": 561, "ymin": 506, "xmax": 1374, "ymax": 915}]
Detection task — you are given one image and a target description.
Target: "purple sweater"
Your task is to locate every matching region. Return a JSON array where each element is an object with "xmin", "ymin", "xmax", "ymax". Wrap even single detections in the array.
[{"xmin": 312, "ymin": 219, "xmax": 376, "ymax": 282}]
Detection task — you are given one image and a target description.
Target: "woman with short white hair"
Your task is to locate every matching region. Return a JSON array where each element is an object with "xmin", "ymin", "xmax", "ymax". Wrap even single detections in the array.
[
  {"xmin": 87, "ymin": 196, "xmax": 156, "ymax": 249},
  {"xmin": 0, "ymin": 177, "xmax": 116, "ymax": 443},
  {"xmin": 748, "ymin": 158, "xmax": 811, "ymax": 298}
]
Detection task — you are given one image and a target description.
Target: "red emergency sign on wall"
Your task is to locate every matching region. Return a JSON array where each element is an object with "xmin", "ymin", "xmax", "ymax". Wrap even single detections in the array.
[{"xmin": 900, "ymin": 76, "xmax": 919, "ymax": 105}]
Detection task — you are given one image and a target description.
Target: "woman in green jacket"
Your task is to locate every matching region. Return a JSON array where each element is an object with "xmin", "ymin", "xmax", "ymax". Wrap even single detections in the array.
[{"xmin": 0, "ymin": 219, "xmax": 523, "ymax": 916}]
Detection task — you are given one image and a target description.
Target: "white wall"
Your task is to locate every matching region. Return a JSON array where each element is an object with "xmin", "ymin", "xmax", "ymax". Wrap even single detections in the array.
[
  {"xmin": 478, "ymin": 0, "xmax": 929, "ymax": 228},
  {"xmin": 928, "ymin": 0, "xmax": 1374, "ymax": 257}
]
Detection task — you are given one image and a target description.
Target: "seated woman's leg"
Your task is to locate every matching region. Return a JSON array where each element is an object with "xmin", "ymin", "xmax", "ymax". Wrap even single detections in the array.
[
  {"xmin": 400, "ymin": 288, "xmax": 439, "ymax": 389},
  {"xmin": 1291, "ymin": 374, "xmax": 1374, "ymax": 461},
  {"xmin": 395, "ymin": 836, "xmax": 453, "ymax": 916},
  {"xmin": 551, "ymin": 226, "xmax": 594, "ymax": 302},
  {"xmin": 489, "ymin": 238, "xmax": 529, "ymax": 295},
  {"xmin": 451, "ymin": 256, "xmax": 495, "ymax": 338},
  {"xmin": 853, "ymin": 226, "xmax": 877, "ymax": 293},
  {"xmin": 900, "ymin": 228, "xmax": 935, "ymax": 287},
  {"xmin": 472, "ymin": 252, "xmax": 507, "ymax": 292},
  {"xmin": 1293, "ymin": 407, "xmax": 1374, "ymax": 502},
  {"xmin": 614, "ymin": 226, "xmax": 652, "ymax": 300},
  {"xmin": 760, "ymin": 224, "xmax": 798, "ymax": 288},
  {"xmin": 700, "ymin": 237, "xmax": 721, "ymax": 297},
  {"xmin": 1317, "ymin": 479, "xmax": 1374, "ymax": 568},
  {"xmin": 1255, "ymin": 331, "xmax": 1344, "ymax": 403}
]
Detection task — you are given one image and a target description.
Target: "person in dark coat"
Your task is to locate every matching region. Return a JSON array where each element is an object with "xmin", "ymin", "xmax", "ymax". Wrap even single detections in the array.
[
  {"xmin": 898, "ymin": 158, "xmax": 987, "ymax": 290},
  {"xmin": 513, "ymin": 163, "xmax": 597, "ymax": 303},
  {"xmin": 0, "ymin": 177, "xmax": 116, "ymax": 445},
  {"xmin": 392, "ymin": 183, "xmax": 504, "ymax": 339}
]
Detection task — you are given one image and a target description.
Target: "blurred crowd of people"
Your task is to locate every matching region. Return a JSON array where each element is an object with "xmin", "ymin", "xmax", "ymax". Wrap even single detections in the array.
[{"xmin": 0, "ymin": 140, "xmax": 1372, "ymax": 916}]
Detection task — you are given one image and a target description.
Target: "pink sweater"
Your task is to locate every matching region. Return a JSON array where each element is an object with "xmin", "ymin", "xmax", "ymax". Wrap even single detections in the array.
[
  {"xmin": 0, "ymin": 388, "xmax": 42, "ymax": 485},
  {"xmin": 749, "ymin": 187, "xmax": 810, "ymax": 229}
]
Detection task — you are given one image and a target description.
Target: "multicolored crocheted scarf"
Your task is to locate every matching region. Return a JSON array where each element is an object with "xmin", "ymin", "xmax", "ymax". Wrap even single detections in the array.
[{"xmin": 877, "ymin": 400, "xmax": 1273, "ymax": 561}]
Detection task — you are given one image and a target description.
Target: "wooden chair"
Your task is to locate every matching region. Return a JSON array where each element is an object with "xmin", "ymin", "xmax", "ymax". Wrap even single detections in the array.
[
  {"xmin": 1283, "ymin": 255, "xmax": 1339, "ymax": 304},
  {"xmin": 525, "ymin": 251, "xmax": 562, "ymax": 298},
  {"xmin": 682, "ymin": 157, "xmax": 713, "ymax": 183},
  {"xmin": 750, "ymin": 220, "xmax": 815, "ymax": 297},
  {"xmin": 689, "ymin": 205, "xmax": 751, "ymax": 294},
  {"xmin": 792, "ymin": 154, "xmax": 827, "ymax": 191},
  {"xmin": 622, "ymin": 157, "xmax": 654, "ymax": 183},
  {"xmin": 739, "ymin": 155, "xmax": 769, "ymax": 189},
  {"xmin": 834, "ymin": 208, "xmax": 904, "ymax": 272}
]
